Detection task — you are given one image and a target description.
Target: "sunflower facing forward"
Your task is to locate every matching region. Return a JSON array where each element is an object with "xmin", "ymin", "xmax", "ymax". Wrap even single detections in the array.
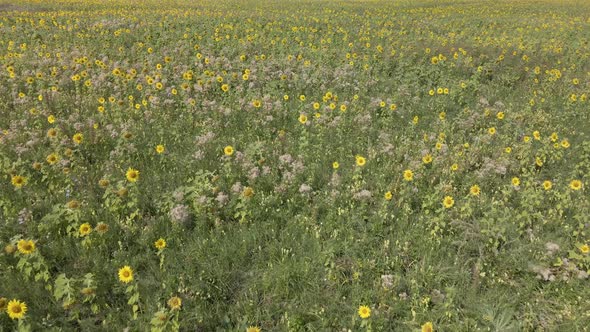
[
  {"xmin": 118, "ymin": 266, "xmax": 134, "ymax": 283},
  {"xmin": 7, "ymin": 299, "xmax": 27, "ymax": 320},
  {"xmin": 126, "ymin": 168, "xmax": 140, "ymax": 183}
]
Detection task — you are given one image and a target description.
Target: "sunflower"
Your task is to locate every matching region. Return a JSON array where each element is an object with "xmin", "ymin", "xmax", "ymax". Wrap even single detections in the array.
[
  {"xmin": 403, "ymin": 169, "xmax": 414, "ymax": 181},
  {"xmin": 4, "ymin": 244, "xmax": 16, "ymax": 254},
  {"xmin": 47, "ymin": 128, "xmax": 58, "ymax": 138},
  {"xmin": 469, "ymin": 185, "xmax": 481, "ymax": 196},
  {"xmin": 542, "ymin": 180, "xmax": 552, "ymax": 191},
  {"xmin": 117, "ymin": 188, "xmax": 128, "ymax": 197},
  {"xmin": 355, "ymin": 155, "xmax": 366, "ymax": 167},
  {"xmin": 154, "ymin": 238, "xmax": 166, "ymax": 250},
  {"xmin": 11, "ymin": 175, "xmax": 27, "ymax": 188},
  {"xmin": 358, "ymin": 305, "xmax": 371, "ymax": 319},
  {"xmin": 511, "ymin": 177, "xmax": 520, "ymax": 187},
  {"xmin": 570, "ymin": 180, "xmax": 582, "ymax": 191},
  {"xmin": 384, "ymin": 191, "xmax": 393, "ymax": 201},
  {"xmin": 561, "ymin": 140, "xmax": 570, "ymax": 149},
  {"xmin": 242, "ymin": 187, "xmax": 254, "ymax": 198},
  {"xmin": 155, "ymin": 145, "xmax": 165, "ymax": 154},
  {"xmin": 422, "ymin": 154, "xmax": 433, "ymax": 164},
  {"xmin": 95, "ymin": 223, "xmax": 109, "ymax": 234},
  {"xmin": 252, "ymin": 100, "xmax": 261, "ymax": 108},
  {"xmin": 332, "ymin": 161, "xmax": 339, "ymax": 169},
  {"xmin": 0, "ymin": 297, "xmax": 7, "ymax": 312},
  {"xmin": 17, "ymin": 239, "xmax": 35, "ymax": 254},
  {"xmin": 79, "ymin": 223, "xmax": 92, "ymax": 236},
  {"xmin": 443, "ymin": 196, "xmax": 454, "ymax": 208},
  {"xmin": 72, "ymin": 133, "xmax": 83, "ymax": 144},
  {"xmin": 298, "ymin": 114, "xmax": 308, "ymax": 124},
  {"xmin": 67, "ymin": 199, "xmax": 80, "ymax": 209},
  {"xmin": 126, "ymin": 168, "xmax": 140, "ymax": 183},
  {"xmin": 224, "ymin": 145, "xmax": 234, "ymax": 156},
  {"xmin": 246, "ymin": 327, "xmax": 261, "ymax": 332},
  {"xmin": 167, "ymin": 296, "xmax": 182, "ymax": 310},
  {"xmin": 6, "ymin": 299, "xmax": 27, "ymax": 320},
  {"xmin": 421, "ymin": 322, "xmax": 434, "ymax": 332},
  {"xmin": 46, "ymin": 153, "xmax": 59, "ymax": 165},
  {"xmin": 118, "ymin": 266, "xmax": 134, "ymax": 283}
]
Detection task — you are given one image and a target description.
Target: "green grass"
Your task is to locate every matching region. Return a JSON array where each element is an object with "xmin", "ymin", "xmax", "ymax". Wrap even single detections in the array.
[{"xmin": 0, "ymin": 0, "xmax": 589, "ymax": 330}]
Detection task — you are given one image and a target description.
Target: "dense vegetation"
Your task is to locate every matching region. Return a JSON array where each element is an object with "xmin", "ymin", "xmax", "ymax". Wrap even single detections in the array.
[{"xmin": 1, "ymin": 0, "xmax": 589, "ymax": 330}]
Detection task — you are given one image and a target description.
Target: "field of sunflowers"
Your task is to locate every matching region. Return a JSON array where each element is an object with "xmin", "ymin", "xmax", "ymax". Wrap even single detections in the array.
[{"xmin": 1, "ymin": 0, "xmax": 589, "ymax": 330}]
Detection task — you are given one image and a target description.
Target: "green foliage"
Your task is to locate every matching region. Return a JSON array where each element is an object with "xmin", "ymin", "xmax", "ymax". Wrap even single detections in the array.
[{"xmin": 1, "ymin": 0, "xmax": 590, "ymax": 330}]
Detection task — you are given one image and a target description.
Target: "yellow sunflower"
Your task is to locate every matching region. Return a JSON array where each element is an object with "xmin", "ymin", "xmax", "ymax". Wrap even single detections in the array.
[
  {"xmin": 403, "ymin": 169, "xmax": 414, "ymax": 181},
  {"xmin": 46, "ymin": 153, "xmax": 59, "ymax": 165},
  {"xmin": 355, "ymin": 155, "xmax": 366, "ymax": 167},
  {"xmin": 118, "ymin": 266, "xmax": 134, "ymax": 283},
  {"xmin": 72, "ymin": 133, "xmax": 83, "ymax": 144},
  {"xmin": 421, "ymin": 321, "xmax": 434, "ymax": 332},
  {"xmin": 298, "ymin": 114, "xmax": 308, "ymax": 124},
  {"xmin": 0, "ymin": 297, "xmax": 7, "ymax": 312},
  {"xmin": 358, "ymin": 305, "xmax": 371, "ymax": 319},
  {"xmin": 11, "ymin": 175, "xmax": 27, "ymax": 188},
  {"xmin": 443, "ymin": 196, "xmax": 455, "ymax": 208},
  {"xmin": 224, "ymin": 145, "xmax": 234, "ymax": 156},
  {"xmin": 570, "ymin": 180, "xmax": 582, "ymax": 191},
  {"xmin": 154, "ymin": 238, "xmax": 166, "ymax": 250},
  {"xmin": 384, "ymin": 191, "xmax": 393, "ymax": 201},
  {"xmin": 6, "ymin": 299, "xmax": 27, "ymax": 320},
  {"xmin": 17, "ymin": 239, "xmax": 36, "ymax": 255},
  {"xmin": 542, "ymin": 180, "xmax": 552, "ymax": 191},
  {"xmin": 242, "ymin": 187, "xmax": 254, "ymax": 198},
  {"xmin": 511, "ymin": 177, "xmax": 520, "ymax": 187},
  {"xmin": 167, "ymin": 296, "xmax": 182, "ymax": 310},
  {"xmin": 79, "ymin": 223, "xmax": 92, "ymax": 236},
  {"xmin": 126, "ymin": 168, "xmax": 140, "ymax": 183}
]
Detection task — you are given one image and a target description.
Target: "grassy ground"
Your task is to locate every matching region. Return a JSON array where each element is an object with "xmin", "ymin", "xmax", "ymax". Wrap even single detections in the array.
[{"xmin": 0, "ymin": 0, "xmax": 589, "ymax": 331}]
